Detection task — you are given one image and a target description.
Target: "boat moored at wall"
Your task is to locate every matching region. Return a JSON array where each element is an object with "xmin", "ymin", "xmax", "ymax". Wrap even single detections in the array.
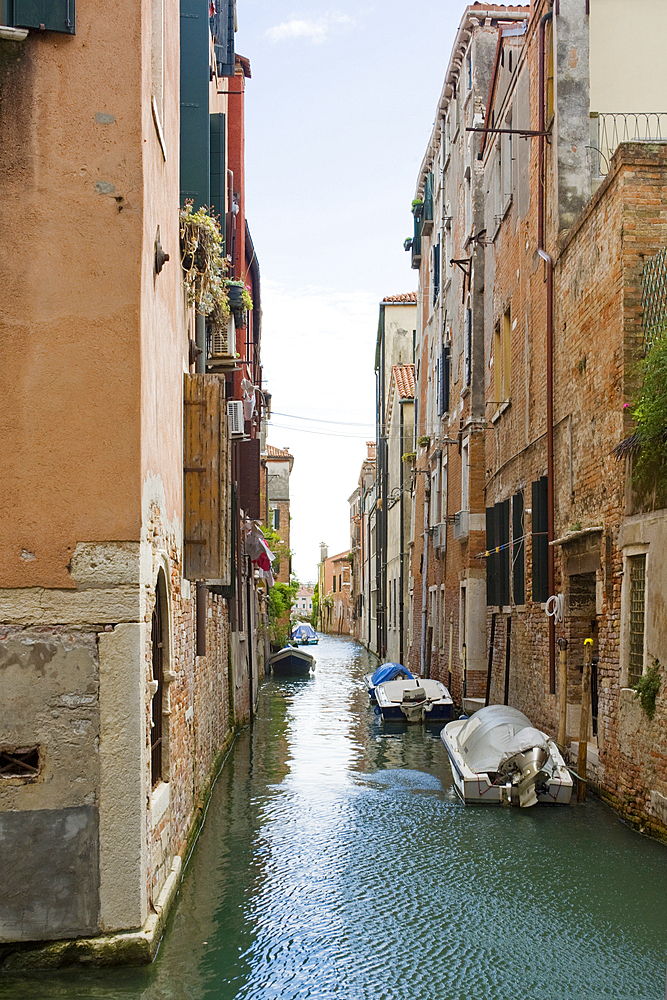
[{"xmin": 441, "ymin": 705, "xmax": 573, "ymax": 808}]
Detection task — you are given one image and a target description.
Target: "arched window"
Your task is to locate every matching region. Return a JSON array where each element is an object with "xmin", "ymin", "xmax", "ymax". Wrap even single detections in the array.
[{"xmin": 151, "ymin": 571, "xmax": 168, "ymax": 787}]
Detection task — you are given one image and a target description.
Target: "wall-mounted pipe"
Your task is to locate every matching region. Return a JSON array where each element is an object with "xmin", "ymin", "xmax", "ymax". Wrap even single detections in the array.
[{"xmin": 538, "ymin": 7, "xmax": 556, "ymax": 695}]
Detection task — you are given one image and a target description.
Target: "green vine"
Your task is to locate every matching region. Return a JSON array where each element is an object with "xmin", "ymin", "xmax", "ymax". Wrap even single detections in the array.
[
  {"xmin": 630, "ymin": 333, "xmax": 667, "ymax": 503},
  {"xmin": 633, "ymin": 659, "xmax": 661, "ymax": 720}
]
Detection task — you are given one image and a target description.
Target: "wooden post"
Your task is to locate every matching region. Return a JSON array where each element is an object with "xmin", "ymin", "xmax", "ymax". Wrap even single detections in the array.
[
  {"xmin": 577, "ymin": 639, "xmax": 593, "ymax": 803},
  {"xmin": 485, "ymin": 612, "xmax": 496, "ymax": 707},
  {"xmin": 425, "ymin": 626, "xmax": 433, "ymax": 679},
  {"xmin": 557, "ymin": 637, "xmax": 568, "ymax": 747},
  {"xmin": 448, "ymin": 612, "xmax": 454, "ymax": 691},
  {"xmin": 461, "ymin": 643, "xmax": 467, "ymax": 702}
]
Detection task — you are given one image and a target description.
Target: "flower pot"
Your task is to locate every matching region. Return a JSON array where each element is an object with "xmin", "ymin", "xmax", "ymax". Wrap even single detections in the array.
[{"xmin": 226, "ymin": 283, "xmax": 244, "ymax": 307}]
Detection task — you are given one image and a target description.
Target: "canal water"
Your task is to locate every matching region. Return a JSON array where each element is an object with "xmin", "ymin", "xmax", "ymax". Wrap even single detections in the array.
[{"xmin": 2, "ymin": 635, "xmax": 667, "ymax": 1000}]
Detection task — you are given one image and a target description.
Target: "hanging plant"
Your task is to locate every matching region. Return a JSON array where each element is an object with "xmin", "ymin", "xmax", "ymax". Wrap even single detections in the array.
[
  {"xmin": 633, "ymin": 659, "xmax": 661, "ymax": 720},
  {"xmin": 179, "ymin": 202, "xmax": 230, "ymax": 319}
]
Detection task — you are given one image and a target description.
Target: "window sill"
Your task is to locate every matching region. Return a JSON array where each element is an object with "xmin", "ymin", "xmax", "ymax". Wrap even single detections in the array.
[
  {"xmin": 491, "ymin": 399, "xmax": 511, "ymax": 423},
  {"xmin": 150, "ymin": 781, "xmax": 170, "ymax": 826}
]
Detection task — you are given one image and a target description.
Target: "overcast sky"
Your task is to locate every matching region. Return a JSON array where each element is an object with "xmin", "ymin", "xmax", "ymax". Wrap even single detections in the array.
[{"xmin": 235, "ymin": 1, "xmax": 463, "ymax": 582}]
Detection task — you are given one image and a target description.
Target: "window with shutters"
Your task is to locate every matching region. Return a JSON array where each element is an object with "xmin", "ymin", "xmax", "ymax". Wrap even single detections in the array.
[
  {"xmin": 486, "ymin": 499, "xmax": 510, "ymax": 607},
  {"xmin": 432, "ymin": 242, "xmax": 440, "ymax": 305},
  {"xmin": 150, "ymin": 571, "xmax": 170, "ymax": 788},
  {"xmin": 183, "ymin": 374, "xmax": 232, "ymax": 583},
  {"xmin": 531, "ymin": 477, "xmax": 549, "ymax": 603},
  {"xmin": 464, "ymin": 306, "xmax": 472, "ymax": 388},
  {"xmin": 238, "ymin": 438, "xmax": 261, "ymax": 520},
  {"xmin": 7, "ymin": 0, "xmax": 75, "ymax": 33}
]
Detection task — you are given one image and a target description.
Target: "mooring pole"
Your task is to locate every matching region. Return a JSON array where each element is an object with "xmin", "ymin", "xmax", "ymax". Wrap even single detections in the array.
[
  {"xmin": 557, "ymin": 637, "xmax": 568, "ymax": 747},
  {"xmin": 577, "ymin": 639, "xmax": 593, "ymax": 803},
  {"xmin": 485, "ymin": 612, "xmax": 496, "ymax": 707},
  {"xmin": 448, "ymin": 611, "xmax": 454, "ymax": 691}
]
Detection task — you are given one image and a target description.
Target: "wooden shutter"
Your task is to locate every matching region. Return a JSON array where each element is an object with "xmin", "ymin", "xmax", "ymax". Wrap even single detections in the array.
[
  {"xmin": 183, "ymin": 374, "xmax": 231, "ymax": 583},
  {"xmin": 532, "ymin": 477, "xmax": 549, "ymax": 603},
  {"xmin": 464, "ymin": 309, "xmax": 472, "ymax": 387},
  {"xmin": 238, "ymin": 438, "xmax": 261, "ymax": 520},
  {"xmin": 210, "ymin": 0, "xmax": 235, "ymax": 77},
  {"xmin": 498, "ymin": 499, "xmax": 510, "ymax": 607},
  {"xmin": 486, "ymin": 506, "xmax": 497, "ymax": 607},
  {"xmin": 180, "ymin": 0, "xmax": 210, "ymax": 206},
  {"xmin": 443, "ymin": 345, "xmax": 450, "ymax": 413},
  {"xmin": 210, "ymin": 113, "xmax": 226, "ymax": 247},
  {"xmin": 12, "ymin": 0, "xmax": 75, "ymax": 33},
  {"xmin": 512, "ymin": 491, "xmax": 525, "ymax": 605}
]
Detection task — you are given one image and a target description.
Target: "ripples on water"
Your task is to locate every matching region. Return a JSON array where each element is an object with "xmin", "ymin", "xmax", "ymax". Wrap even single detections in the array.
[{"xmin": 2, "ymin": 635, "xmax": 667, "ymax": 1000}]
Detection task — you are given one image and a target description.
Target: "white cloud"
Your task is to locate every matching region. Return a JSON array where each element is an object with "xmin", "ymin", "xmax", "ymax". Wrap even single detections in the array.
[{"xmin": 265, "ymin": 13, "xmax": 353, "ymax": 44}]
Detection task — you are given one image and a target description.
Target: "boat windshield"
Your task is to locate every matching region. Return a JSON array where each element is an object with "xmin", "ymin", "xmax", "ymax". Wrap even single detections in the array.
[{"xmin": 457, "ymin": 705, "xmax": 536, "ymax": 773}]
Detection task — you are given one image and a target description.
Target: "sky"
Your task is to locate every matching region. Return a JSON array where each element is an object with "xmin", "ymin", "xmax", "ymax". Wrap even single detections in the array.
[{"xmin": 235, "ymin": 1, "xmax": 465, "ymax": 582}]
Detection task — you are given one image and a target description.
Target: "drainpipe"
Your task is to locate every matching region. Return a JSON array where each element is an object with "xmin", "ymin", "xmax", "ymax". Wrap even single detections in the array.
[
  {"xmin": 538, "ymin": 7, "xmax": 556, "ymax": 695},
  {"xmin": 399, "ymin": 401, "xmax": 405, "ymax": 666},
  {"xmin": 420, "ymin": 479, "xmax": 430, "ymax": 676}
]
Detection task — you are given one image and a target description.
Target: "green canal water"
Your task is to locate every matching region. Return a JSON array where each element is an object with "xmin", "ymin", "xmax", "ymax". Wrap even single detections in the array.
[{"xmin": 2, "ymin": 635, "xmax": 667, "ymax": 1000}]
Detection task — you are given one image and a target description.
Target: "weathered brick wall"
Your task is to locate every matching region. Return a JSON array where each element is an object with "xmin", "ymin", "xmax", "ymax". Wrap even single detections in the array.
[{"xmin": 143, "ymin": 498, "xmax": 233, "ymax": 905}]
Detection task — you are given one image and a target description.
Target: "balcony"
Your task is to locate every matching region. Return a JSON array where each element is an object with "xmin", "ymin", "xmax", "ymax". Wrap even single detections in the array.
[
  {"xmin": 590, "ymin": 112, "xmax": 667, "ymax": 179},
  {"xmin": 452, "ymin": 510, "xmax": 469, "ymax": 541}
]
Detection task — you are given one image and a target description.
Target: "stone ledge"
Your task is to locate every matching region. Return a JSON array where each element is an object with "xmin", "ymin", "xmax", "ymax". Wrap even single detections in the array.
[
  {"xmin": 0, "ymin": 857, "xmax": 182, "ymax": 971},
  {"xmin": 0, "ymin": 587, "xmax": 141, "ymax": 626}
]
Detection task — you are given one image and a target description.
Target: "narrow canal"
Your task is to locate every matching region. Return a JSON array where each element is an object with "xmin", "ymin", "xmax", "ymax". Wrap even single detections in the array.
[{"xmin": 3, "ymin": 635, "xmax": 667, "ymax": 1000}]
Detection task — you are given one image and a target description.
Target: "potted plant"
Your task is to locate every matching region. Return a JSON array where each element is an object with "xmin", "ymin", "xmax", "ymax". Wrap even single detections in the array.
[{"xmin": 225, "ymin": 279, "xmax": 253, "ymax": 327}]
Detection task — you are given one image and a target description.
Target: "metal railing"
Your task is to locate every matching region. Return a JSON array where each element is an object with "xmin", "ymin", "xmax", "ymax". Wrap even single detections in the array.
[{"xmin": 589, "ymin": 112, "xmax": 667, "ymax": 177}]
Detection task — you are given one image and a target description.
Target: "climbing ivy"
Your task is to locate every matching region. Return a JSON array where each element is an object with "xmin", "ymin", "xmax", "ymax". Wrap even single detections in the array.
[{"xmin": 631, "ymin": 334, "xmax": 667, "ymax": 505}]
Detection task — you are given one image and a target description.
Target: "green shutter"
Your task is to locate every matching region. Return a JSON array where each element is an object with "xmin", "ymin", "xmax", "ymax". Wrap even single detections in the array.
[
  {"xmin": 180, "ymin": 0, "xmax": 210, "ymax": 207},
  {"xmin": 210, "ymin": 112, "xmax": 226, "ymax": 246},
  {"xmin": 11, "ymin": 0, "xmax": 75, "ymax": 33}
]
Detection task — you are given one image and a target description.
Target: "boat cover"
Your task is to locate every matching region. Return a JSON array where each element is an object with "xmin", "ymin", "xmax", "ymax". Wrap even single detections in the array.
[
  {"xmin": 370, "ymin": 663, "xmax": 414, "ymax": 686},
  {"xmin": 292, "ymin": 623, "xmax": 317, "ymax": 640},
  {"xmin": 497, "ymin": 728, "xmax": 549, "ymax": 769},
  {"xmin": 456, "ymin": 705, "xmax": 542, "ymax": 773}
]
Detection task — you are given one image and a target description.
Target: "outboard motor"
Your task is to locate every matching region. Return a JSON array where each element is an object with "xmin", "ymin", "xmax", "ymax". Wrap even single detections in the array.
[
  {"xmin": 400, "ymin": 686, "xmax": 428, "ymax": 723},
  {"xmin": 497, "ymin": 727, "xmax": 550, "ymax": 807}
]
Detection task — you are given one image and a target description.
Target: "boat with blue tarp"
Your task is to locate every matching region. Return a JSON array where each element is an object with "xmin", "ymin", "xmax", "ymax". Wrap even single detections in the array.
[
  {"xmin": 364, "ymin": 662, "xmax": 414, "ymax": 700},
  {"xmin": 291, "ymin": 623, "xmax": 319, "ymax": 645}
]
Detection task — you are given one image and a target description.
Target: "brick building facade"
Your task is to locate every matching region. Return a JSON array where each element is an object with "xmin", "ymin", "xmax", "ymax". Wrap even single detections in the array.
[{"xmin": 402, "ymin": 0, "xmax": 667, "ymax": 839}]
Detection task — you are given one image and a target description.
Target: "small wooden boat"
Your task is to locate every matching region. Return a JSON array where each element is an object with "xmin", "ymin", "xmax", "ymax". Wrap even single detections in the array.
[
  {"xmin": 270, "ymin": 645, "xmax": 315, "ymax": 677},
  {"xmin": 364, "ymin": 662, "xmax": 414, "ymax": 700},
  {"xmin": 374, "ymin": 677, "xmax": 454, "ymax": 723},
  {"xmin": 441, "ymin": 704, "xmax": 573, "ymax": 808},
  {"xmin": 291, "ymin": 623, "xmax": 319, "ymax": 645}
]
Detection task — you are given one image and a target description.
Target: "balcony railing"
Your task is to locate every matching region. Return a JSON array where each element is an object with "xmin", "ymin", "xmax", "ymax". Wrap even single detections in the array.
[{"xmin": 590, "ymin": 112, "xmax": 667, "ymax": 178}]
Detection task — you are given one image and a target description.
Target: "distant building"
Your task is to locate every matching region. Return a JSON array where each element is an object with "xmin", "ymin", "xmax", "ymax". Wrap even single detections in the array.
[
  {"xmin": 318, "ymin": 549, "xmax": 352, "ymax": 635},
  {"xmin": 261, "ymin": 445, "xmax": 294, "ymax": 583},
  {"xmin": 294, "ymin": 585, "xmax": 315, "ymax": 618}
]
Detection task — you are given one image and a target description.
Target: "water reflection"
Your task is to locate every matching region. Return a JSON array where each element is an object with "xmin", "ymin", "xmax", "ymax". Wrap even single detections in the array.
[{"xmin": 2, "ymin": 635, "xmax": 667, "ymax": 1000}]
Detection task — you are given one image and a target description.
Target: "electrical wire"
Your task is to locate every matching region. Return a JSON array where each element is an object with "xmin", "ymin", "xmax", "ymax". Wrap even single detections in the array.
[
  {"xmin": 269, "ymin": 422, "xmax": 373, "ymax": 440},
  {"xmin": 271, "ymin": 411, "xmax": 374, "ymax": 428}
]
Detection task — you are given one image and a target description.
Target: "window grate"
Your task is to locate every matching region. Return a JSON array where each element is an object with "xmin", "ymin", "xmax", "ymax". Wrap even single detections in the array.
[
  {"xmin": 641, "ymin": 246, "xmax": 667, "ymax": 352},
  {"xmin": 628, "ymin": 554, "xmax": 646, "ymax": 687},
  {"xmin": 0, "ymin": 747, "xmax": 40, "ymax": 778}
]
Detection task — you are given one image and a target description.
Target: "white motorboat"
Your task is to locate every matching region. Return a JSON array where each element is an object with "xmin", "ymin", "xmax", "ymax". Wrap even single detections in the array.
[
  {"xmin": 375, "ymin": 677, "xmax": 454, "ymax": 723},
  {"xmin": 441, "ymin": 704, "xmax": 573, "ymax": 808}
]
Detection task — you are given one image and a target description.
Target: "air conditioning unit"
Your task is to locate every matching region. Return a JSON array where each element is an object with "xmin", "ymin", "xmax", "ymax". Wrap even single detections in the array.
[{"xmin": 226, "ymin": 400, "xmax": 244, "ymax": 437}]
